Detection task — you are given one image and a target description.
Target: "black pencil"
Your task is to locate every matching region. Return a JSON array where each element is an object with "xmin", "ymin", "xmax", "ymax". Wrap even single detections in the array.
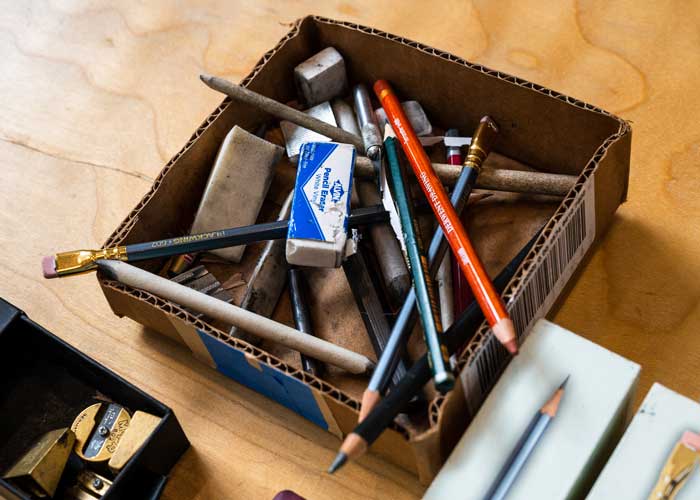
[
  {"xmin": 42, "ymin": 205, "xmax": 388, "ymax": 279},
  {"xmin": 288, "ymin": 267, "xmax": 323, "ymax": 377},
  {"xmin": 328, "ymin": 229, "xmax": 541, "ymax": 473}
]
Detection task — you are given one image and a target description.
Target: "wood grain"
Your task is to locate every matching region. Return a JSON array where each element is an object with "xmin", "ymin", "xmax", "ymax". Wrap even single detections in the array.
[{"xmin": 0, "ymin": 1, "xmax": 697, "ymax": 498}]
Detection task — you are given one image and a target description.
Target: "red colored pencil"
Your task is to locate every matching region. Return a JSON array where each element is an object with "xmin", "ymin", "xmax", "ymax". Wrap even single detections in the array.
[{"xmin": 374, "ymin": 80, "xmax": 517, "ymax": 354}]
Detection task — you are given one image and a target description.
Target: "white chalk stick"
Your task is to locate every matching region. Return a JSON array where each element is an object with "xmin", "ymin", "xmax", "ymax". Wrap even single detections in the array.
[{"xmin": 98, "ymin": 260, "xmax": 373, "ymax": 374}]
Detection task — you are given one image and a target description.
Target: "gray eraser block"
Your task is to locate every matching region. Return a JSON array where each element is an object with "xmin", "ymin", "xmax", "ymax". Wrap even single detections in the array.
[
  {"xmin": 423, "ymin": 319, "xmax": 640, "ymax": 500},
  {"xmin": 280, "ymin": 101, "xmax": 337, "ymax": 159},
  {"xmin": 294, "ymin": 47, "xmax": 347, "ymax": 106},
  {"xmin": 375, "ymin": 100, "xmax": 432, "ymax": 136},
  {"xmin": 588, "ymin": 383, "xmax": 700, "ymax": 499},
  {"xmin": 190, "ymin": 126, "xmax": 283, "ymax": 262}
]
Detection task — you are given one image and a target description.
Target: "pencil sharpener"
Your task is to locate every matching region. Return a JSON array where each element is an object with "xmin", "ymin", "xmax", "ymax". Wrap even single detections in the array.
[{"xmin": 71, "ymin": 403, "xmax": 131, "ymax": 463}]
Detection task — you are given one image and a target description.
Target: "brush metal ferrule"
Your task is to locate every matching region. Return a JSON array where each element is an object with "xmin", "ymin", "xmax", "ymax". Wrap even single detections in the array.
[
  {"xmin": 54, "ymin": 247, "xmax": 128, "ymax": 277},
  {"xmin": 463, "ymin": 116, "xmax": 499, "ymax": 172},
  {"xmin": 650, "ymin": 441, "xmax": 700, "ymax": 499}
]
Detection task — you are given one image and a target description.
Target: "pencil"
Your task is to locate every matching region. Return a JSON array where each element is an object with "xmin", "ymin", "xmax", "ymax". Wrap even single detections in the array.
[
  {"xmin": 97, "ymin": 260, "xmax": 374, "ymax": 375},
  {"xmin": 42, "ymin": 205, "xmax": 388, "ymax": 279},
  {"xmin": 359, "ymin": 116, "xmax": 499, "ymax": 419},
  {"xmin": 384, "ymin": 126, "xmax": 453, "ymax": 392},
  {"xmin": 445, "ymin": 128, "xmax": 472, "ymax": 319},
  {"xmin": 483, "ymin": 376, "xmax": 570, "ymax": 500},
  {"xmin": 342, "ymin": 246, "xmax": 408, "ymax": 386},
  {"xmin": 374, "ymin": 80, "xmax": 518, "ymax": 355},
  {"xmin": 329, "ymin": 229, "xmax": 541, "ymax": 473},
  {"xmin": 288, "ymin": 267, "xmax": 323, "ymax": 377}
]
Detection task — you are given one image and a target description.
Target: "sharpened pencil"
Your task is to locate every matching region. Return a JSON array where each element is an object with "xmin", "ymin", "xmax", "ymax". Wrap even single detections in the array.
[
  {"xmin": 374, "ymin": 80, "xmax": 518, "ymax": 355},
  {"xmin": 384, "ymin": 126, "xmax": 453, "ymax": 393},
  {"xmin": 483, "ymin": 376, "xmax": 570, "ymax": 500},
  {"xmin": 359, "ymin": 116, "xmax": 499, "ymax": 420},
  {"xmin": 42, "ymin": 206, "xmax": 388, "ymax": 279},
  {"xmin": 329, "ymin": 229, "xmax": 541, "ymax": 473}
]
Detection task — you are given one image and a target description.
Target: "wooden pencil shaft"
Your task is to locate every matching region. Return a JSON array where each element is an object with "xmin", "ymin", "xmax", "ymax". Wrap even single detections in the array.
[
  {"xmin": 341, "ymin": 248, "xmax": 408, "ymax": 387},
  {"xmin": 123, "ymin": 206, "xmax": 388, "ymax": 262},
  {"xmin": 484, "ymin": 412, "xmax": 552, "ymax": 500},
  {"xmin": 200, "ymin": 74, "xmax": 365, "ymax": 151},
  {"xmin": 288, "ymin": 267, "xmax": 323, "ymax": 376},
  {"xmin": 353, "ymin": 156, "xmax": 575, "ymax": 196},
  {"xmin": 358, "ymin": 231, "xmax": 539, "ymax": 446},
  {"xmin": 385, "ymin": 136, "xmax": 453, "ymax": 391},
  {"xmin": 98, "ymin": 260, "xmax": 373, "ymax": 374},
  {"xmin": 370, "ymin": 165, "xmax": 476, "ymax": 396}
]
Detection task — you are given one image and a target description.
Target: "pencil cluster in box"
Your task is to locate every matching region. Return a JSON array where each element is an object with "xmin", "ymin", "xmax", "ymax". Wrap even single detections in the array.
[{"xmin": 41, "ymin": 16, "xmax": 631, "ymax": 483}]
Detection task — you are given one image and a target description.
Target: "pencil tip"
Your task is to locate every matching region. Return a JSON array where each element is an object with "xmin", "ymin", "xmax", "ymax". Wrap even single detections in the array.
[
  {"xmin": 559, "ymin": 374, "xmax": 570, "ymax": 390},
  {"xmin": 200, "ymin": 73, "xmax": 212, "ymax": 84},
  {"xmin": 328, "ymin": 452, "xmax": 347, "ymax": 474}
]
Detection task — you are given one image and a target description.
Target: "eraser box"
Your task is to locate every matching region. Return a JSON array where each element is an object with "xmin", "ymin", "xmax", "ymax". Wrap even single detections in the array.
[{"xmin": 97, "ymin": 16, "xmax": 631, "ymax": 483}]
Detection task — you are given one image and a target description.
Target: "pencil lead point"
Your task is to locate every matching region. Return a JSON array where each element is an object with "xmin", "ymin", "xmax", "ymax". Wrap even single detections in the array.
[
  {"xmin": 559, "ymin": 374, "xmax": 570, "ymax": 390},
  {"xmin": 328, "ymin": 452, "xmax": 347, "ymax": 474},
  {"xmin": 200, "ymin": 73, "xmax": 212, "ymax": 84}
]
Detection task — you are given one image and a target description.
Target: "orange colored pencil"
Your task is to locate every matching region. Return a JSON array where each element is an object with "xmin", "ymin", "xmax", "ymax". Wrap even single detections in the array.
[{"xmin": 373, "ymin": 80, "xmax": 517, "ymax": 354}]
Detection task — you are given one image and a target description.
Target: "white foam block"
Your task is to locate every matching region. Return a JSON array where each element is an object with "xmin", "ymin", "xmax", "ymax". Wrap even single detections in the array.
[
  {"xmin": 286, "ymin": 142, "xmax": 355, "ymax": 268},
  {"xmin": 588, "ymin": 383, "xmax": 700, "ymax": 499},
  {"xmin": 423, "ymin": 319, "xmax": 640, "ymax": 500}
]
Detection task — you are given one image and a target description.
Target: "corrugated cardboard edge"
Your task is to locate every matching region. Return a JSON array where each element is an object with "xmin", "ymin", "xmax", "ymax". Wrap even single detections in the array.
[{"xmin": 98, "ymin": 15, "xmax": 631, "ymax": 483}]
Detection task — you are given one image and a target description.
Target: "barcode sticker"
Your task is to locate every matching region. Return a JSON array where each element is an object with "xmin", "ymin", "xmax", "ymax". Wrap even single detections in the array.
[{"xmin": 461, "ymin": 175, "xmax": 596, "ymax": 414}]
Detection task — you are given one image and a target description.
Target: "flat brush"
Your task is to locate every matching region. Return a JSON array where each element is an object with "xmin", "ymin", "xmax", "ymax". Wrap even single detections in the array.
[
  {"xmin": 649, "ymin": 431, "xmax": 700, "ymax": 500},
  {"xmin": 42, "ymin": 205, "xmax": 388, "ymax": 279}
]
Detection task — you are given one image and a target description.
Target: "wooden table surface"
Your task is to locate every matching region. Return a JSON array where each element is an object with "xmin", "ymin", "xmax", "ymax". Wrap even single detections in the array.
[{"xmin": 1, "ymin": 2, "xmax": 697, "ymax": 498}]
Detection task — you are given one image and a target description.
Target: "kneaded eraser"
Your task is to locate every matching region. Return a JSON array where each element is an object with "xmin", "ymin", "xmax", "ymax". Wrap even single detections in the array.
[
  {"xmin": 190, "ymin": 126, "xmax": 283, "ymax": 263},
  {"xmin": 286, "ymin": 142, "xmax": 355, "ymax": 268}
]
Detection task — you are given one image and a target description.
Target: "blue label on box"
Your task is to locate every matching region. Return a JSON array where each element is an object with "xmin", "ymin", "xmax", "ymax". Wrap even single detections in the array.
[{"xmin": 287, "ymin": 142, "xmax": 355, "ymax": 243}]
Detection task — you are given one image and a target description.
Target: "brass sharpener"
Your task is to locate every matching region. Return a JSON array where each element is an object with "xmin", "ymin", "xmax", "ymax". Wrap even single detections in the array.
[{"xmin": 71, "ymin": 403, "xmax": 131, "ymax": 464}]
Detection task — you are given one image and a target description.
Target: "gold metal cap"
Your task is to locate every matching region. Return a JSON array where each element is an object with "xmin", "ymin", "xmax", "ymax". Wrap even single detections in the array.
[{"xmin": 464, "ymin": 116, "xmax": 499, "ymax": 171}]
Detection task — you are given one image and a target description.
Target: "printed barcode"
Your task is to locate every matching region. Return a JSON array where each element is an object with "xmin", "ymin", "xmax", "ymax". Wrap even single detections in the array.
[
  {"xmin": 462, "ymin": 176, "xmax": 596, "ymax": 411},
  {"xmin": 508, "ymin": 190, "xmax": 589, "ymax": 338}
]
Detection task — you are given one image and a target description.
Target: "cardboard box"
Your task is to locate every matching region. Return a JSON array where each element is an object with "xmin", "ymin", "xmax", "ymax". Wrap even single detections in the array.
[
  {"xmin": 0, "ymin": 298, "xmax": 189, "ymax": 499},
  {"xmin": 97, "ymin": 16, "xmax": 631, "ymax": 483}
]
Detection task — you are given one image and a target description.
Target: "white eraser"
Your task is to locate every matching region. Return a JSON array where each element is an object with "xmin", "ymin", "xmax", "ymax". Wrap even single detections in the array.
[
  {"xmin": 375, "ymin": 100, "xmax": 432, "ymax": 136},
  {"xmin": 286, "ymin": 142, "xmax": 355, "ymax": 268},
  {"xmin": 424, "ymin": 319, "xmax": 640, "ymax": 500},
  {"xmin": 588, "ymin": 383, "xmax": 700, "ymax": 499},
  {"xmin": 294, "ymin": 47, "xmax": 347, "ymax": 106},
  {"xmin": 280, "ymin": 101, "xmax": 337, "ymax": 159}
]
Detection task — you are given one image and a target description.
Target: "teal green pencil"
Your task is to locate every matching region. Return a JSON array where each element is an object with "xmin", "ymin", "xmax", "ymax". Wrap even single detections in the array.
[{"xmin": 384, "ymin": 129, "xmax": 454, "ymax": 393}]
